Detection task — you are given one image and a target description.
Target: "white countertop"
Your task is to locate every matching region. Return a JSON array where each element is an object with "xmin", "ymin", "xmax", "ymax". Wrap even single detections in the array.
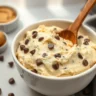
[{"xmin": 0, "ymin": 0, "xmax": 89, "ymax": 96}]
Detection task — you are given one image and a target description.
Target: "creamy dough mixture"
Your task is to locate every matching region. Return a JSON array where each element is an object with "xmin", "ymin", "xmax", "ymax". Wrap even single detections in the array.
[{"xmin": 16, "ymin": 25, "xmax": 96, "ymax": 77}]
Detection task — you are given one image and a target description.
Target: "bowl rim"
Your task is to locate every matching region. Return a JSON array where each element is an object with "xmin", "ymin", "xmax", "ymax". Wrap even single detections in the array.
[
  {"xmin": 12, "ymin": 19, "xmax": 96, "ymax": 80},
  {"xmin": 0, "ymin": 5, "xmax": 19, "ymax": 25}
]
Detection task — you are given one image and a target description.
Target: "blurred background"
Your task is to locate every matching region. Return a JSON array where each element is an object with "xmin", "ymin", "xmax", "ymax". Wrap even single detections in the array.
[
  {"xmin": 0, "ymin": 0, "xmax": 88, "ymax": 26},
  {"xmin": 0, "ymin": 0, "xmax": 86, "ymax": 7}
]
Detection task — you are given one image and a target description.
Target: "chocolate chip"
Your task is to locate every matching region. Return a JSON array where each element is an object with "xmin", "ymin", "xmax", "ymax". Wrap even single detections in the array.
[
  {"xmin": 78, "ymin": 53, "xmax": 83, "ymax": 59},
  {"xmin": 52, "ymin": 61, "xmax": 59, "ymax": 70},
  {"xmin": 36, "ymin": 59, "xmax": 43, "ymax": 66},
  {"xmin": 24, "ymin": 48, "xmax": 29, "ymax": 53},
  {"xmin": 55, "ymin": 36, "xmax": 60, "ymax": 40},
  {"xmin": 54, "ymin": 28, "xmax": 57, "ymax": 30},
  {"xmin": 83, "ymin": 39, "xmax": 90, "ymax": 45},
  {"xmin": 25, "ymin": 39, "xmax": 29, "ymax": 45},
  {"xmin": 20, "ymin": 45, "xmax": 25, "ymax": 50},
  {"xmin": 42, "ymin": 53, "xmax": 47, "ymax": 57},
  {"xmin": 82, "ymin": 59, "xmax": 88, "ymax": 66},
  {"xmin": 64, "ymin": 67, "xmax": 67, "ymax": 69},
  {"xmin": 63, "ymin": 42, "xmax": 67, "ymax": 45},
  {"xmin": 38, "ymin": 37, "xmax": 44, "ymax": 41},
  {"xmin": 8, "ymin": 62, "xmax": 14, "ymax": 68},
  {"xmin": 8, "ymin": 93, "xmax": 14, "ymax": 96},
  {"xmin": 83, "ymin": 41, "xmax": 89, "ymax": 45},
  {"xmin": 32, "ymin": 69, "xmax": 38, "ymax": 73},
  {"xmin": 48, "ymin": 43, "xmax": 54, "ymax": 50},
  {"xmin": 78, "ymin": 35, "xmax": 83, "ymax": 39},
  {"xmin": 9, "ymin": 78, "xmax": 15, "ymax": 85},
  {"xmin": 0, "ymin": 56, "xmax": 4, "ymax": 61},
  {"xmin": 54, "ymin": 53, "xmax": 61, "ymax": 58},
  {"xmin": 32, "ymin": 31, "xmax": 37, "ymax": 38},
  {"xmin": 66, "ymin": 49, "xmax": 68, "ymax": 51},
  {"xmin": 0, "ymin": 88, "xmax": 2, "ymax": 95},
  {"xmin": 30, "ymin": 49, "xmax": 36, "ymax": 55}
]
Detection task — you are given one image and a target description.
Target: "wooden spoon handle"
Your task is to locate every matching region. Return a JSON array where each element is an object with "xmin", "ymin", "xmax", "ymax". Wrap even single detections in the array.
[{"xmin": 69, "ymin": 0, "xmax": 96, "ymax": 33}]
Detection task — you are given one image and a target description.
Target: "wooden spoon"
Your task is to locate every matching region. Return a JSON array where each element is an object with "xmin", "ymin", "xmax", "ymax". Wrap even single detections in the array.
[{"xmin": 59, "ymin": 0, "xmax": 96, "ymax": 44}]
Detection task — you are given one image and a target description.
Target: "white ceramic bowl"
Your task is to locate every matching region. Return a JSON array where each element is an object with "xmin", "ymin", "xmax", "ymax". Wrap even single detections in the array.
[
  {"xmin": 12, "ymin": 19, "xmax": 96, "ymax": 96},
  {"xmin": 0, "ymin": 5, "xmax": 19, "ymax": 33}
]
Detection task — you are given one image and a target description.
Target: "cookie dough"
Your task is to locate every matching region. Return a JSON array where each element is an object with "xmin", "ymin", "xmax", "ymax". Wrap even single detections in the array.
[{"xmin": 16, "ymin": 25, "xmax": 96, "ymax": 77}]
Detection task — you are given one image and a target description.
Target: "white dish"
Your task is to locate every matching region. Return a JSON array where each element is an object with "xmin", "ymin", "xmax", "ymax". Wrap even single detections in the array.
[
  {"xmin": 0, "ymin": 5, "xmax": 19, "ymax": 33},
  {"xmin": 12, "ymin": 19, "xmax": 96, "ymax": 96}
]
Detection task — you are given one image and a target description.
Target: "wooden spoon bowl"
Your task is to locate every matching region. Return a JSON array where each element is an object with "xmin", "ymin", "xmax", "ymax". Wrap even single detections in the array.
[{"xmin": 59, "ymin": 0, "xmax": 96, "ymax": 44}]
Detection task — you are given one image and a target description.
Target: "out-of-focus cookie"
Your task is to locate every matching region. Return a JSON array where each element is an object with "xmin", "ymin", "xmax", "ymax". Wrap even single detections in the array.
[{"xmin": 0, "ymin": 31, "xmax": 6, "ymax": 46}]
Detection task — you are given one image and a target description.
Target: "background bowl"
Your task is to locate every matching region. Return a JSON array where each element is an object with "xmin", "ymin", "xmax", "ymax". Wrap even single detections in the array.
[
  {"xmin": 0, "ymin": 5, "xmax": 19, "ymax": 33},
  {"xmin": 12, "ymin": 19, "xmax": 96, "ymax": 96}
]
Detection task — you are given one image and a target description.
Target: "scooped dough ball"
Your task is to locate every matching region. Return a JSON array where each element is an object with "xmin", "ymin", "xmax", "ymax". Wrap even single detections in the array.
[{"xmin": 0, "ymin": 32, "xmax": 6, "ymax": 46}]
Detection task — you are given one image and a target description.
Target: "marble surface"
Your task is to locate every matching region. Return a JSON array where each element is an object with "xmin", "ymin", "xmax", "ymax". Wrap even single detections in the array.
[{"xmin": 0, "ymin": 0, "xmax": 93, "ymax": 96}]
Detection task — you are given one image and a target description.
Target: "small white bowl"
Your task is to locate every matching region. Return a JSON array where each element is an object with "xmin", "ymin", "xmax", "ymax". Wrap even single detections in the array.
[
  {"xmin": 0, "ymin": 32, "xmax": 8, "ymax": 53},
  {"xmin": 12, "ymin": 19, "xmax": 96, "ymax": 96},
  {"xmin": 0, "ymin": 5, "xmax": 19, "ymax": 33}
]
